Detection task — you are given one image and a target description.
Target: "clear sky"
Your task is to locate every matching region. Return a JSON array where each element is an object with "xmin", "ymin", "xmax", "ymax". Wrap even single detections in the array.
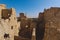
[{"xmin": 0, "ymin": 0, "xmax": 60, "ymax": 18}]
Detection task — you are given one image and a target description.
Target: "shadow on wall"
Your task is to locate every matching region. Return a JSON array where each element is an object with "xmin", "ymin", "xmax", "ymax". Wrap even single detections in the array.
[
  {"xmin": 36, "ymin": 13, "xmax": 45, "ymax": 40},
  {"xmin": 36, "ymin": 20, "xmax": 45, "ymax": 40}
]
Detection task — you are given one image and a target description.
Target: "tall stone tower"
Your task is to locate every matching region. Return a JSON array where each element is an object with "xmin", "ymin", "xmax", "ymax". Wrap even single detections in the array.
[{"xmin": 0, "ymin": 4, "xmax": 19, "ymax": 40}]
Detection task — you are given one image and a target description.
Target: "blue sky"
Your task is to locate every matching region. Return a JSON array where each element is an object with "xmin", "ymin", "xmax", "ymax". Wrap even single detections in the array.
[{"xmin": 0, "ymin": 0, "xmax": 60, "ymax": 18}]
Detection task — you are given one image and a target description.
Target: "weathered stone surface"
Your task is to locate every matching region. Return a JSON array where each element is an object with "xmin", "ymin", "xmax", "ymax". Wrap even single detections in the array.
[
  {"xmin": 43, "ymin": 7, "xmax": 60, "ymax": 40},
  {"xmin": 0, "ymin": 4, "xmax": 19, "ymax": 40},
  {"xmin": 1, "ymin": 4, "xmax": 60, "ymax": 40}
]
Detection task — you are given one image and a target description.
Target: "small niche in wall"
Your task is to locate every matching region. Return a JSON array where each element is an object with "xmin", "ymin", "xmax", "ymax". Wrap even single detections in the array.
[
  {"xmin": 4, "ymin": 33, "xmax": 9, "ymax": 38},
  {"xmin": 11, "ymin": 26, "xmax": 13, "ymax": 29}
]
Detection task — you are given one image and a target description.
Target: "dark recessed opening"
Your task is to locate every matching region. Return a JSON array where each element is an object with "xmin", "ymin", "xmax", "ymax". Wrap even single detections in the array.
[
  {"xmin": 4, "ymin": 33, "xmax": 9, "ymax": 38},
  {"xmin": 11, "ymin": 26, "xmax": 13, "ymax": 29}
]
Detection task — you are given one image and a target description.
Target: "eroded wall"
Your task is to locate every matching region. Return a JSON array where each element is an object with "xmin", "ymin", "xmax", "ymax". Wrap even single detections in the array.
[
  {"xmin": 0, "ymin": 4, "xmax": 19, "ymax": 40},
  {"xmin": 43, "ymin": 7, "xmax": 60, "ymax": 40}
]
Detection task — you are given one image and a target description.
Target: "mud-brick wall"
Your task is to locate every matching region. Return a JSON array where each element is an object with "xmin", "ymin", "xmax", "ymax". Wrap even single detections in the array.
[{"xmin": 43, "ymin": 7, "xmax": 60, "ymax": 40}]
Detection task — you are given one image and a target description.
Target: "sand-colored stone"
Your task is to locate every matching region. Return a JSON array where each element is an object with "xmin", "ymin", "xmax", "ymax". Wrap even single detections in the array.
[
  {"xmin": 0, "ymin": 4, "xmax": 19, "ymax": 40},
  {"xmin": 1, "ymin": 4, "xmax": 60, "ymax": 40},
  {"xmin": 43, "ymin": 7, "xmax": 60, "ymax": 40}
]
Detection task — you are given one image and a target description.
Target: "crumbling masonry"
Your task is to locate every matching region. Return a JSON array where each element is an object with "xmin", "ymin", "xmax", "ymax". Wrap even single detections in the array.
[
  {"xmin": 0, "ymin": 4, "xmax": 60, "ymax": 40},
  {"xmin": 0, "ymin": 4, "xmax": 19, "ymax": 40}
]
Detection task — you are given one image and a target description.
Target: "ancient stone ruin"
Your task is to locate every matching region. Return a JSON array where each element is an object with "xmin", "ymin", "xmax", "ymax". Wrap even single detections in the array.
[
  {"xmin": 36, "ymin": 7, "xmax": 60, "ymax": 40},
  {"xmin": 43, "ymin": 7, "xmax": 60, "ymax": 40},
  {"xmin": 0, "ymin": 4, "xmax": 60, "ymax": 40},
  {"xmin": 0, "ymin": 4, "xmax": 19, "ymax": 40}
]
